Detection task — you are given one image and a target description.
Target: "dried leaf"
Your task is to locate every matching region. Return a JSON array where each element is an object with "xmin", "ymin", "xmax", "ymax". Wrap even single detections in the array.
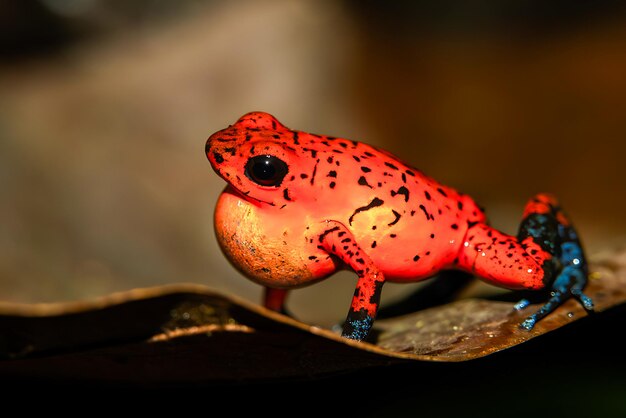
[{"xmin": 0, "ymin": 248, "xmax": 624, "ymax": 382}]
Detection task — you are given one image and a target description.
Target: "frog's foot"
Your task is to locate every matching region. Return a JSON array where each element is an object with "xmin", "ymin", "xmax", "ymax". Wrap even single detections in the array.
[
  {"xmin": 519, "ymin": 267, "xmax": 594, "ymax": 330},
  {"xmin": 516, "ymin": 194, "xmax": 594, "ymax": 330}
]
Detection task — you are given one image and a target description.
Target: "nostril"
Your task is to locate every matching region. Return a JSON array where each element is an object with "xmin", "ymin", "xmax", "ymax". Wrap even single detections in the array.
[{"xmin": 213, "ymin": 152, "xmax": 225, "ymax": 164}]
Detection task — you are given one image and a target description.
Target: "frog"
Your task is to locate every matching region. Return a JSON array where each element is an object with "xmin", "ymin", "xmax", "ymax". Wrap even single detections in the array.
[{"xmin": 205, "ymin": 111, "xmax": 594, "ymax": 341}]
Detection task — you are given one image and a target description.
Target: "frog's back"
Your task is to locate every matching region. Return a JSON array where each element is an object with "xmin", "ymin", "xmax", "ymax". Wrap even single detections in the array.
[{"xmin": 296, "ymin": 134, "xmax": 486, "ymax": 281}]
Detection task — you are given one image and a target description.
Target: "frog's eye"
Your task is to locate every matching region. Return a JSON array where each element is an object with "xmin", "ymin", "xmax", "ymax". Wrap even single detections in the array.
[{"xmin": 244, "ymin": 155, "xmax": 289, "ymax": 187}]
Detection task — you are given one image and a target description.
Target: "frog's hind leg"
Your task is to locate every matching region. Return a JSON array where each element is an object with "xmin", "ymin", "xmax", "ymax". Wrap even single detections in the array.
[
  {"xmin": 455, "ymin": 193, "xmax": 593, "ymax": 330},
  {"xmin": 515, "ymin": 193, "xmax": 594, "ymax": 329}
]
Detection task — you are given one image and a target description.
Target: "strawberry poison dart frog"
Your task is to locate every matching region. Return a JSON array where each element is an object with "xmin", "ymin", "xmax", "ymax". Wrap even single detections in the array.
[{"xmin": 206, "ymin": 112, "xmax": 594, "ymax": 341}]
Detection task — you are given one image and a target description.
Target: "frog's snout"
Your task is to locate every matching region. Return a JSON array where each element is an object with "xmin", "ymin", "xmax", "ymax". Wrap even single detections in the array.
[{"xmin": 205, "ymin": 135, "xmax": 228, "ymax": 169}]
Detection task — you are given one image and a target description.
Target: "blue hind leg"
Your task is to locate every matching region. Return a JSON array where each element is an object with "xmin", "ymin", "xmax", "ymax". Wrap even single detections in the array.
[{"xmin": 514, "ymin": 194, "xmax": 594, "ymax": 330}]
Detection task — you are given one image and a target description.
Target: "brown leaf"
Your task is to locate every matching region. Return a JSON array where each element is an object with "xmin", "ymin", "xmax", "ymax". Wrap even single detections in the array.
[{"xmin": 0, "ymin": 248, "xmax": 624, "ymax": 382}]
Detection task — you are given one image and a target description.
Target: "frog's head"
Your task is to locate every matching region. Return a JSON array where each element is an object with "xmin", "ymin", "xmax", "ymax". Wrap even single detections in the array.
[{"xmin": 206, "ymin": 112, "xmax": 309, "ymax": 207}]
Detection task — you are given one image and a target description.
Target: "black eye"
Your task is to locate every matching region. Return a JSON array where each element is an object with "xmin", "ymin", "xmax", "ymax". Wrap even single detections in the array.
[{"xmin": 245, "ymin": 155, "xmax": 289, "ymax": 187}]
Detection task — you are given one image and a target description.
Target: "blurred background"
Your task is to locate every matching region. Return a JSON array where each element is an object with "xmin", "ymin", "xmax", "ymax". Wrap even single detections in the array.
[{"xmin": 1, "ymin": 0, "xmax": 625, "ymax": 326}]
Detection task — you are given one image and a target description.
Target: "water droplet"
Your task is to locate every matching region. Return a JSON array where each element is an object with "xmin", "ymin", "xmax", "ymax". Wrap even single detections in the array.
[{"xmin": 567, "ymin": 312, "xmax": 574, "ymax": 318}]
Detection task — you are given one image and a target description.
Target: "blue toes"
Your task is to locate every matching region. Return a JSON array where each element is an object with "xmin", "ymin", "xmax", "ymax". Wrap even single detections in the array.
[
  {"xmin": 514, "ymin": 299, "xmax": 530, "ymax": 311},
  {"xmin": 518, "ymin": 240, "xmax": 593, "ymax": 331},
  {"xmin": 520, "ymin": 316, "xmax": 537, "ymax": 331},
  {"xmin": 572, "ymin": 289, "xmax": 594, "ymax": 311}
]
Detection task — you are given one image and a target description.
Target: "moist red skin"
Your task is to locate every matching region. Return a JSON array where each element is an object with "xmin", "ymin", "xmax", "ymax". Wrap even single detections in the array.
[{"xmin": 206, "ymin": 112, "xmax": 555, "ymax": 337}]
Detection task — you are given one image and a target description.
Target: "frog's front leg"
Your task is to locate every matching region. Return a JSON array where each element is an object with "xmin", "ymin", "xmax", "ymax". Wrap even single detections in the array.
[
  {"xmin": 263, "ymin": 287, "xmax": 289, "ymax": 314},
  {"xmin": 315, "ymin": 221, "xmax": 385, "ymax": 341}
]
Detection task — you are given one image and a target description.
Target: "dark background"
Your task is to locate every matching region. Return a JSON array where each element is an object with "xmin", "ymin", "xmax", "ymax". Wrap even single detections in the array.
[{"xmin": 1, "ymin": 0, "xmax": 625, "ymax": 326}]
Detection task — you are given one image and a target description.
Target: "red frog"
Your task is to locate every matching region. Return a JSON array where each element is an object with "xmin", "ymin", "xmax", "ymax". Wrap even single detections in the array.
[{"xmin": 206, "ymin": 112, "xmax": 594, "ymax": 341}]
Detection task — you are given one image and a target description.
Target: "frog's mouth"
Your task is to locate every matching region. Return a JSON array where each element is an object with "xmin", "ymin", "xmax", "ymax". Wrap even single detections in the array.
[{"xmin": 222, "ymin": 184, "xmax": 276, "ymax": 208}]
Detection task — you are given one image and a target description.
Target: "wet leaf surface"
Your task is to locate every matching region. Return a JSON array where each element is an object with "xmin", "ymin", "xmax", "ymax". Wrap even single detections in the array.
[{"xmin": 0, "ymin": 248, "xmax": 624, "ymax": 384}]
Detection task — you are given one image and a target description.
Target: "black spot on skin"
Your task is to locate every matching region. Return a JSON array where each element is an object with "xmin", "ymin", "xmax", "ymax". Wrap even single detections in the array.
[
  {"xmin": 385, "ymin": 162, "xmax": 399, "ymax": 170},
  {"xmin": 467, "ymin": 220, "xmax": 478, "ymax": 228},
  {"xmin": 327, "ymin": 170, "xmax": 337, "ymax": 178},
  {"xmin": 310, "ymin": 160, "xmax": 319, "ymax": 185},
  {"xmin": 390, "ymin": 234, "xmax": 397, "ymax": 238},
  {"xmin": 419, "ymin": 204, "xmax": 433, "ymax": 221},
  {"xmin": 378, "ymin": 182, "xmax": 383, "ymax": 187},
  {"xmin": 329, "ymin": 181, "xmax": 336, "ymax": 189},
  {"xmin": 410, "ymin": 210, "xmax": 416, "ymax": 216},
  {"xmin": 318, "ymin": 226, "xmax": 340, "ymax": 243},
  {"xmin": 300, "ymin": 173, "xmax": 309, "ymax": 179},
  {"xmin": 402, "ymin": 173, "xmax": 407, "ymax": 183},
  {"xmin": 333, "ymin": 149, "xmax": 344, "ymax": 154},
  {"xmin": 361, "ymin": 167, "xmax": 372, "ymax": 173},
  {"xmin": 405, "ymin": 169, "xmax": 415, "ymax": 177},
  {"xmin": 326, "ymin": 156, "xmax": 334, "ymax": 164},
  {"xmin": 369, "ymin": 281, "xmax": 385, "ymax": 305},
  {"xmin": 283, "ymin": 189, "xmax": 292, "ymax": 201},
  {"xmin": 364, "ymin": 151, "xmax": 374, "ymax": 157},
  {"xmin": 356, "ymin": 258, "xmax": 365, "ymax": 264},
  {"xmin": 271, "ymin": 120, "xmax": 277, "ymax": 130},
  {"xmin": 358, "ymin": 176, "xmax": 373, "ymax": 188},
  {"xmin": 437, "ymin": 187, "xmax": 448, "ymax": 197},
  {"xmin": 280, "ymin": 204, "xmax": 286, "ymax": 209},
  {"xmin": 352, "ymin": 155, "xmax": 361, "ymax": 163},
  {"xmin": 413, "ymin": 255, "xmax": 420, "ymax": 262},
  {"xmin": 457, "ymin": 201, "xmax": 464, "ymax": 210},
  {"xmin": 338, "ymin": 231, "xmax": 346, "ymax": 237},
  {"xmin": 424, "ymin": 191, "xmax": 431, "ymax": 200},
  {"xmin": 292, "ymin": 131, "xmax": 300, "ymax": 145},
  {"xmin": 249, "ymin": 145, "xmax": 256, "ymax": 154},
  {"xmin": 372, "ymin": 225, "xmax": 377, "ymax": 230},
  {"xmin": 371, "ymin": 241, "xmax": 377, "ymax": 248},
  {"xmin": 339, "ymin": 142, "xmax": 348, "ymax": 148},
  {"xmin": 213, "ymin": 152, "xmax": 224, "ymax": 163},
  {"xmin": 272, "ymin": 134, "xmax": 280, "ymax": 139},
  {"xmin": 430, "ymin": 233, "xmax": 435, "ymax": 239},
  {"xmin": 451, "ymin": 224, "xmax": 459, "ymax": 230},
  {"xmin": 391, "ymin": 186, "xmax": 409, "ymax": 202},
  {"xmin": 308, "ymin": 255, "xmax": 317, "ymax": 260},
  {"xmin": 349, "ymin": 197, "xmax": 384, "ymax": 225},
  {"xmin": 388, "ymin": 210, "xmax": 401, "ymax": 226}
]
